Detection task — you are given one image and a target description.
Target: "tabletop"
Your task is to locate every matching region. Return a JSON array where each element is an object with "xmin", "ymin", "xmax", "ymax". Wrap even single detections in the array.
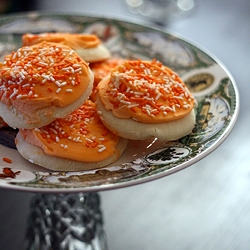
[{"xmin": 0, "ymin": 0, "xmax": 249, "ymax": 249}]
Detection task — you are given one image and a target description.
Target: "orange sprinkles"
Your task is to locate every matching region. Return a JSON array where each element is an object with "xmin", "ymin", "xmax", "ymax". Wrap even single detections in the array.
[
  {"xmin": 2, "ymin": 157, "xmax": 12, "ymax": 164},
  {"xmin": 98, "ymin": 60, "xmax": 195, "ymax": 123},
  {"xmin": 89, "ymin": 58, "xmax": 124, "ymax": 101},
  {"xmin": 19, "ymin": 100, "xmax": 120, "ymax": 162},
  {"xmin": 0, "ymin": 41, "xmax": 89, "ymax": 106}
]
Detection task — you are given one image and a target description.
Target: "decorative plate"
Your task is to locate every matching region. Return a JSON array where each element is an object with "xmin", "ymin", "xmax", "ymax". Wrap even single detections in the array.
[{"xmin": 0, "ymin": 13, "xmax": 239, "ymax": 193}]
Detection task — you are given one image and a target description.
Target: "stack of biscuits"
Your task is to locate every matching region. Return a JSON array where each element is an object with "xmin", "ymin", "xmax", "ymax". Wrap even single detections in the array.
[{"xmin": 0, "ymin": 33, "xmax": 195, "ymax": 171}]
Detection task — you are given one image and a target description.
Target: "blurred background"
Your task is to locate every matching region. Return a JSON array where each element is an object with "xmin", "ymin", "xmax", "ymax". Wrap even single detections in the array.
[{"xmin": 0, "ymin": 0, "xmax": 250, "ymax": 249}]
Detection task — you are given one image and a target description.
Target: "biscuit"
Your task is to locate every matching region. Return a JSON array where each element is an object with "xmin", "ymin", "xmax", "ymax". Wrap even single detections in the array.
[
  {"xmin": 16, "ymin": 100, "xmax": 128, "ymax": 171},
  {"xmin": 0, "ymin": 41, "xmax": 94, "ymax": 129},
  {"xmin": 22, "ymin": 33, "xmax": 111, "ymax": 63},
  {"xmin": 96, "ymin": 60, "xmax": 196, "ymax": 140}
]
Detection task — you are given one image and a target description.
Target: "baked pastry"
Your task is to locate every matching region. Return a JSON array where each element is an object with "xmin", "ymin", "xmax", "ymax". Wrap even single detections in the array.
[
  {"xmin": 90, "ymin": 57, "xmax": 124, "ymax": 101},
  {"xmin": 0, "ymin": 41, "xmax": 94, "ymax": 129},
  {"xmin": 96, "ymin": 59, "xmax": 196, "ymax": 141},
  {"xmin": 22, "ymin": 33, "xmax": 111, "ymax": 63},
  {"xmin": 16, "ymin": 100, "xmax": 128, "ymax": 171}
]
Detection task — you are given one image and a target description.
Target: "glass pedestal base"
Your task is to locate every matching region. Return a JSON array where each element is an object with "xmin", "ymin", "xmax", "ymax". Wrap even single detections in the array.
[{"xmin": 23, "ymin": 192, "xmax": 108, "ymax": 250}]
